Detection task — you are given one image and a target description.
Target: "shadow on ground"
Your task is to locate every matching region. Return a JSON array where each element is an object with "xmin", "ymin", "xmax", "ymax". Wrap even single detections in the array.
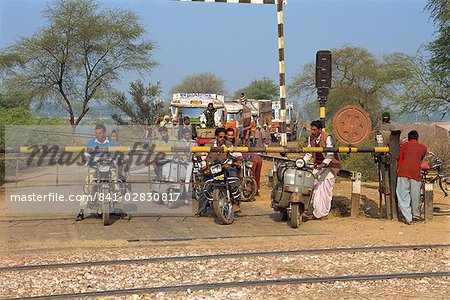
[{"xmin": 331, "ymin": 195, "xmax": 381, "ymax": 218}]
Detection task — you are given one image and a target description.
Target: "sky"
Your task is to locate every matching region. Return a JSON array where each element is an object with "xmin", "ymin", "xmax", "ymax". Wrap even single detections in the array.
[{"xmin": 0, "ymin": 0, "xmax": 436, "ymax": 102}]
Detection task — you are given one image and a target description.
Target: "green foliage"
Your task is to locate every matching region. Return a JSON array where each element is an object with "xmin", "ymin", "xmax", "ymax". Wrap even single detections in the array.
[
  {"xmin": 0, "ymin": 53, "xmax": 24, "ymax": 79},
  {"xmin": 288, "ymin": 46, "xmax": 410, "ymax": 122},
  {"xmin": 425, "ymin": 0, "xmax": 450, "ymax": 87},
  {"xmin": 0, "ymin": 53, "xmax": 31, "ymax": 109},
  {"xmin": 339, "ymin": 154, "xmax": 378, "ymax": 182},
  {"xmin": 3, "ymin": 0, "xmax": 156, "ymax": 127},
  {"xmin": 0, "ymin": 76, "xmax": 34, "ymax": 110},
  {"xmin": 337, "ymin": 136, "xmax": 378, "ymax": 182},
  {"xmin": 408, "ymin": 0, "xmax": 450, "ymax": 119},
  {"xmin": 111, "ymin": 80, "xmax": 165, "ymax": 126},
  {"xmin": 393, "ymin": 50, "xmax": 449, "ymax": 119},
  {"xmin": 0, "ymin": 107, "xmax": 63, "ymax": 182},
  {"xmin": 233, "ymin": 78, "xmax": 278, "ymax": 100},
  {"xmin": 0, "ymin": 107, "xmax": 64, "ymax": 152},
  {"xmin": 171, "ymin": 72, "xmax": 226, "ymax": 95}
]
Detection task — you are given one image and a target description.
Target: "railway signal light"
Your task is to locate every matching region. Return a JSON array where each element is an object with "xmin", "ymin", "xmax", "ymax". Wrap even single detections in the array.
[{"xmin": 315, "ymin": 50, "xmax": 332, "ymax": 97}]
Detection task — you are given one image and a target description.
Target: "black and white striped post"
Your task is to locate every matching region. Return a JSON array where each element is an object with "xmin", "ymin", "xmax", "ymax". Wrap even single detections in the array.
[
  {"xmin": 276, "ymin": 0, "xmax": 287, "ymax": 146},
  {"xmin": 179, "ymin": 0, "xmax": 288, "ymax": 146}
]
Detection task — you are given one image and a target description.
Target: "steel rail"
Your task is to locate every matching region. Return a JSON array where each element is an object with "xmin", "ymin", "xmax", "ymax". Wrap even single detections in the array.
[
  {"xmin": 1, "ymin": 244, "xmax": 448, "ymax": 272},
  {"xmin": 4, "ymin": 271, "xmax": 449, "ymax": 300}
]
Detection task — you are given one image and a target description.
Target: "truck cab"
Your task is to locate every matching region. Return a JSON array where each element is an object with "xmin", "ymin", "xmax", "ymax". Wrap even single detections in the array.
[
  {"xmin": 224, "ymin": 102, "xmax": 251, "ymax": 140},
  {"xmin": 170, "ymin": 93, "xmax": 225, "ymax": 145}
]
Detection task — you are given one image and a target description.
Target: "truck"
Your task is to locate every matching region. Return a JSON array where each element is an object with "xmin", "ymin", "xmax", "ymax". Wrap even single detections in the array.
[
  {"xmin": 224, "ymin": 102, "xmax": 252, "ymax": 140},
  {"xmin": 236, "ymin": 99, "xmax": 272, "ymax": 135},
  {"xmin": 270, "ymin": 100, "xmax": 297, "ymax": 141},
  {"xmin": 170, "ymin": 93, "xmax": 225, "ymax": 145}
]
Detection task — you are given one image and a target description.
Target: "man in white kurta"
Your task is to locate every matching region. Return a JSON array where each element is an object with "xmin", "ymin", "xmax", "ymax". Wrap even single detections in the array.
[{"xmin": 303, "ymin": 121, "xmax": 340, "ymax": 219}]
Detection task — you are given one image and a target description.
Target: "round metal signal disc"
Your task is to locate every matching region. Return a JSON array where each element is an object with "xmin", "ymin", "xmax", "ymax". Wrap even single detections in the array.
[{"xmin": 332, "ymin": 105, "xmax": 372, "ymax": 146}]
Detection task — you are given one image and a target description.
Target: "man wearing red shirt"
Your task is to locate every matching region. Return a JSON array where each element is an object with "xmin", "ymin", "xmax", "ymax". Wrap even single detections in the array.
[{"xmin": 396, "ymin": 130, "xmax": 427, "ymax": 224}]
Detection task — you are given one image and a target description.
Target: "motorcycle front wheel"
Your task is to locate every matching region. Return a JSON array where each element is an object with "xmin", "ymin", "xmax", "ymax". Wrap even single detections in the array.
[
  {"xmin": 167, "ymin": 188, "xmax": 180, "ymax": 209},
  {"xmin": 241, "ymin": 176, "xmax": 257, "ymax": 202},
  {"xmin": 213, "ymin": 188, "xmax": 234, "ymax": 225},
  {"xmin": 290, "ymin": 203, "xmax": 303, "ymax": 228},
  {"xmin": 102, "ymin": 188, "xmax": 110, "ymax": 226}
]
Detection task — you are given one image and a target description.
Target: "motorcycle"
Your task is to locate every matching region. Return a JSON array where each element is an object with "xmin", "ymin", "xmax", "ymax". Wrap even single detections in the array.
[
  {"xmin": 240, "ymin": 156, "xmax": 257, "ymax": 202},
  {"xmin": 201, "ymin": 157, "xmax": 241, "ymax": 225},
  {"xmin": 270, "ymin": 158, "xmax": 315, "ymax": 228},
  {"xmin": 153, "ymin": 155, "xmax": 191, "ymax": 209},
  {"xmin": 192, "ymin": 155, "xmax": 203, "ymax": 201},
  {"xmin": 83, "ymin": 158, "xmax": 123, "ymax": 226}
]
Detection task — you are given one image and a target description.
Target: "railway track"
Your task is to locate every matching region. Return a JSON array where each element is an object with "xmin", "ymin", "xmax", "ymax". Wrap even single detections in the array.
[
  {"xmin": 2, "ymin": 243, "xmax": 448, "ymax": 299},
  {"xmin": 2, "ymin": 271, "xmax": 449, "ymax": 300},
  {"xmin": 2, "ymin": 243, "xmax": 448, "ymax": 272}
]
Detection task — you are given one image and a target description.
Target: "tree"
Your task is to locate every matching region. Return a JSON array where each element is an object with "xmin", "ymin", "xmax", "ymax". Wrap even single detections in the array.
[
  {"xmin": 0, "ymin": 107, "xmax": 62, "ymax": 182},
  {"xmin": 171, "ymin": 72, "xmax": 226, "ymax": 95},
  {"xmin": 397, "ymin": 0, "xmax": 450, "ymax": 119},
  {"xmin": 288, "ymin": 46, "xmax": 410, "ymax": 122},
  {"xmin": 0, "ymin": 54, "xmax": 30, "ymax": 109},
  {"xmin": 110, "ymin": 81, "xmax": 165, "ymax": 126},
  {"xmin": 0, "ymin": 53, "xmax": 23, "ymax": 80},
  {"xmin": 425, "ymin": 0, "xmax": 449, "ymax": 85},
  {"xmin": 3, "ymin": 0, "xmax": 156, "ymax": 128},
  {"xmin": 233, "ymin": 78, "xmax": 278, "ymax": 100},
  {"xmin": 0, "ymin": 80, "xmax": 32, "ymax": 110},
  {"xmin": 394, "ymin": 50, "xmax": 449, "ymax": 119}
]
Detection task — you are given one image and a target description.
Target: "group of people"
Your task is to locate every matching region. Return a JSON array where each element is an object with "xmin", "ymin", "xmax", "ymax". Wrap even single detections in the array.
[
  {"xmin": 303, "ymin": 119, "xmax": 429, "ymax": 224},
  {"xmin": 76, "ymin": 108, "xmax": 429, "ymax": 225},
  {"xmin": 153, "ymin": 122, "xmax": 263, "ymax": 198},
  {"xmin": 249, "ymin": 125, "xmax": 271, "ymax": 147},
  {"xmin": 73, "ymin": 120, "xmax": 348, "ymax": 222}
]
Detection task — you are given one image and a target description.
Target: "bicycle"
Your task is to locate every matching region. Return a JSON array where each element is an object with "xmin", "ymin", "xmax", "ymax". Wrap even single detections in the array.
[{"xmin": 420, "ymin": 152, "xmax": 449, "ymax": 219}]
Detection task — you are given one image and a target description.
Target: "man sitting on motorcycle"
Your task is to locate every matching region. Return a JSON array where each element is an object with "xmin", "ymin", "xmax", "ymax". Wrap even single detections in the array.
[
  {"xmin": 76, "ymin": 124, "xmax": 118, "ymax": 221},
  {"xmin": 195, "ymin": 127, "xmax": 243, "ymax": 217},
  {"xmin": 302, "ymin": 120, "xmax": 340, "ymax": 220},
  {"xmin": 225, "ymin": 127, "xmax": 263, "ymax": 196},
  {"xmin": 152, "ymin": 126, "xmax": 171, "ymax": 179}
]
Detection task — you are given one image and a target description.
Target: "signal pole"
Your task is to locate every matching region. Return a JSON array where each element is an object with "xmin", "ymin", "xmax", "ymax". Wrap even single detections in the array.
[
  {"xmin": 315, "ymin": 50, "xmax": 332, "ymax": 128},
  {"xmin": 277, "ymin": 0, "xmax": 287, "ymax": 146}
]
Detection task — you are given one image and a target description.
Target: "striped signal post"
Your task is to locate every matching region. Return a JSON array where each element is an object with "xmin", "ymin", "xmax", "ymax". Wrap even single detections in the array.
[
  {"xmin": 179, "ymin": 0, "xmax": 288, "ymax": 146},
  {"xmin": 277, "ymin": 0, "xmax": 287, "ymax": 146}
]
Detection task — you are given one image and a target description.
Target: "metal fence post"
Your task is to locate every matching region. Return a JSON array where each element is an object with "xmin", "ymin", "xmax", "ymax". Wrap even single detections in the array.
[
  {"xmin": 15, "ymin": 157, "xmax": 19, "ymax": 188},
  {"xmin": 56, "ymin": 164, "xmax": 59, "ymax": 186},
  {"xmin": 351, "ymin": 172, "xmax": 362, "ymax": 218},
  {"xmin": 424, "ymin": 183, "xmax": 434, "ymax": 222}
]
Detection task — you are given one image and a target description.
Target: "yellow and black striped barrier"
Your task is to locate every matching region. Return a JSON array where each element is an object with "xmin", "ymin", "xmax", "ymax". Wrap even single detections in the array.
[{"xmin": 3, "ymin": 146, "xmax": 390, "ymax": 154}]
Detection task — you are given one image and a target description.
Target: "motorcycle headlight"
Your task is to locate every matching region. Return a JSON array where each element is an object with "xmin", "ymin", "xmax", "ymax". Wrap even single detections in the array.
[
  {"xmin": 245, "ymin": 161, "xmax": 253, "ymax": 168},
  {"xmin": 210, "ymin": 164, "xmax": 222, "ymax": 174},
  {"xmin": 295, "ymin": 158, "xmax": 305, "ymax": 169},
  {"xmin": 98, "ymin": 164, "xmax": 111, "ymax": 173}
]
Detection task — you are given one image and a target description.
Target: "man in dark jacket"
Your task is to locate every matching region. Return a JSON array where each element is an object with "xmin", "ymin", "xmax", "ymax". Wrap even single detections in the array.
[
  {"xmin": 226, "ymin": 127, "xmax": 262, "ymax": 195},
  {"xmin": 396, "ymin": 130, "xmax": 427, "ymax": 224},
  {"xmin": 202, "ymin": 103, "xmax": 217, "ymax": 128}
]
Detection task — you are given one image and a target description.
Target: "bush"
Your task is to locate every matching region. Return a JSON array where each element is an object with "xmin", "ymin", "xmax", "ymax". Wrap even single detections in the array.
[
  {"xmin": 427, "ymin": 137, "xmax": 450, "ymax": 174},
  {"xmin": 0, "ymin": 107, "xmax": 62, "ymax": 183},
  {"xmin": 336, "ymin": 133, "xmax": 379, "ymax": 182},
  {"xmin": 339, "ymin": 153, "xmax": 378, "ymax": 182}
]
